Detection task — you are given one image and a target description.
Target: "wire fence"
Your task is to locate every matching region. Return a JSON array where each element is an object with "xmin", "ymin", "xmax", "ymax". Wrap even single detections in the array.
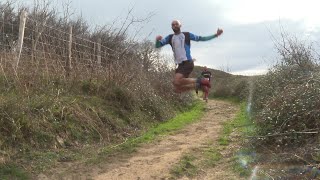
[{"xmin": 0, "ymin": 10, "xmax": 129, "ymax": 83}]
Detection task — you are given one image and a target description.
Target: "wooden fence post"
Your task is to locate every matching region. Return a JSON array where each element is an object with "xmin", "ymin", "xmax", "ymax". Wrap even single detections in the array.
[
  {"xmin": 97, "ymin": 38, "xmax": 101, "ymax": 66},
  {"xmin": 15, "ymin": 10, "xmax": 27, "ymax": 69},
  {"xmin": 66, "ymin": 25, "xmax": 72, "ymax": 76}
]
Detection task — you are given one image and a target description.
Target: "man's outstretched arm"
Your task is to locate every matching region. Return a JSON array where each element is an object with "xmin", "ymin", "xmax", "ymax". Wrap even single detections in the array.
[
  {"xmin": 155, "ymin": 35, "xmax": 170, "ymax": 48},
  {"xmin": 191, "ymin": 28, "xmax": 223, "ymax": 41},
  {"xmin": 199, "ymin": 34, "xmax": 218, "ymax": 41}
]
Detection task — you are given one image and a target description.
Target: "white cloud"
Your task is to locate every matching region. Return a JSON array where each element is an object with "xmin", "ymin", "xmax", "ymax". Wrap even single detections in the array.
[
  {"xmin": 231, "ymin": 65, "xmax": 269, "ymax": 76},
  {"xmin": 215, "ymin": 0, "xmax": 320, "ymax": 27}
]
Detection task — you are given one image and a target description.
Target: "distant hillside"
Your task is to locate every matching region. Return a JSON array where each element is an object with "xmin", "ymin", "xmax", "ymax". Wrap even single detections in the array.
[{"xmin": 192, "ymin": 65, "xmax": 250, "ymax": 100}]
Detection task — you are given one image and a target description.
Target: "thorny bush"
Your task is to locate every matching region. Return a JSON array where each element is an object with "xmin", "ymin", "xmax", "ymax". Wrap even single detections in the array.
[{"xmin": 252, "ymin": 36, "xmax": 320, "ymax": 146}]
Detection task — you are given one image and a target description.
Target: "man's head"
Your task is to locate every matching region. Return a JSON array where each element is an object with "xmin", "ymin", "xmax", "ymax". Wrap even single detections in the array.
[
  {"xmin": 203, "ymin": 66, "xmax": 208, "ymax": 71},
  {"xmin": 171, "ymin": 20, "xmax": 182, "ymax": 34}
]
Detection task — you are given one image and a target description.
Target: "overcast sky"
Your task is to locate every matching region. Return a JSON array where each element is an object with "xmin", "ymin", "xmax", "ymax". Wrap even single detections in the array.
[{"xmin": 23, "ymin": 0, "xmax": 320, "ymax": 75}]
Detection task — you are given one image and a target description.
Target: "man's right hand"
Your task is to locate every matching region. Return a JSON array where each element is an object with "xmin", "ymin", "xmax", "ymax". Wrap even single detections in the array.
[{"xmin": 156, "ymin": 35, "xmax": 162, "ymax": 41}]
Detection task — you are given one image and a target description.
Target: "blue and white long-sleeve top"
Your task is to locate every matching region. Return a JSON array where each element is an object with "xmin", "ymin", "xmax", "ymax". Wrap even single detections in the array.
[{"xmin": 155, "ymin": 32, "xmax": 217, "ymax": 64}]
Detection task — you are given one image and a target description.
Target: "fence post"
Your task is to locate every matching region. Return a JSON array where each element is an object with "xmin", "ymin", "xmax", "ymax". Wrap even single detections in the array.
[
  {"xmin": 97, "ymin": 38, "xmax": 101, "ymax": 66},
  {"xmin": 66, "ymin": 25, "xmax": 72, "ymax": 76},
  {"xmin": 15, "ymin": 10, "xmax": 27, "ymax": 69}
]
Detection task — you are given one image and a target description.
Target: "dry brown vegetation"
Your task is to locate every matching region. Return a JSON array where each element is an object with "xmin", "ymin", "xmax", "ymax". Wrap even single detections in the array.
[
  {"xmin": 0, "ymin": 0, "xmax": 194, "ymax": 166},
  {"xmin": 252, "ymin": 35, "xmax": 320, "ymax": 147}
]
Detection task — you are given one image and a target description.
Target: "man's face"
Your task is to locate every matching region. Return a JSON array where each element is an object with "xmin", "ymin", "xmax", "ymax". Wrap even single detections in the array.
[{"xmin": 171, "ymin": 21, "xmax": 181, "ymax": 33}]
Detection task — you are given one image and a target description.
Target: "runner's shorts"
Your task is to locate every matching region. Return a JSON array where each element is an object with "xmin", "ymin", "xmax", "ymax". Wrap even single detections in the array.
[{"xmin": 175, "ymin": 60, "xmax": 194, "ymax": 78}]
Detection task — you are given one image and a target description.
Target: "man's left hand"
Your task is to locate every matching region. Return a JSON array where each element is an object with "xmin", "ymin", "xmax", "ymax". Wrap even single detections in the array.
[{"xmin": 216, "ymin": 28, "xmax": 223, "ymax": 36}]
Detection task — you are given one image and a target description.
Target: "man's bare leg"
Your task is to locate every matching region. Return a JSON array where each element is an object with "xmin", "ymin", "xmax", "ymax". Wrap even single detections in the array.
[
  {"xmin": 173, "ymin": 73, "xmax": 210, "ymax": 93},
  {"xmin": 173, "ymin": 73, "xmax": 197, "ymax": 93}
]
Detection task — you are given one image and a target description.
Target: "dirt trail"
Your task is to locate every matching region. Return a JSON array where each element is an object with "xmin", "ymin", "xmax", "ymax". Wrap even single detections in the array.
[{"xmin": 92, "ymin": 99, "xmax": 239, "ymax": 180}]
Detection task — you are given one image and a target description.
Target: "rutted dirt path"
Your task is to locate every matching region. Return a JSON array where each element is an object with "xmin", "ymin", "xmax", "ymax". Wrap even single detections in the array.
[
  {"xmin": 92, "ymin": 99, "xmax": 239, "ymax": 180},
  {"xmin": 40, "ymin": 99, "xmax": 240, "ymax": 180}
]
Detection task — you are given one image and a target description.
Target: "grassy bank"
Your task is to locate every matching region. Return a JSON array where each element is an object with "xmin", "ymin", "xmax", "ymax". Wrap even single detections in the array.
[{"xmin": 0, "ymin": 100, "xmax": 205, "ymax": 179}]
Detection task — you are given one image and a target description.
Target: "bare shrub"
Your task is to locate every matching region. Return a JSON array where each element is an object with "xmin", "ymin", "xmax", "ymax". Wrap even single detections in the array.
[{"xmin": 252, "ymin": 35, "xmax": 320, "ymax": 146}]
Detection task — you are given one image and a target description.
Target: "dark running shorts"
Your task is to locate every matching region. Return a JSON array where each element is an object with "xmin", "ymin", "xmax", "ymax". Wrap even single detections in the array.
[{"xmin": 175, "ymin": 60, "xmax": 194, "ymax": 78}]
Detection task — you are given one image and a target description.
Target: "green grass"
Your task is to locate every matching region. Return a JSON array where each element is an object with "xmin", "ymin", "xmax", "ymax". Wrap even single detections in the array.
[
  {"xmin": 201, "ymin": 102, "xmax": 253, "ymax": 176},
  {"xmin": 0, "ymin": 164, "xmax": 30, "ymax": 180},
  {"xmin": 208, "ymin": 101, "xmax": 255, "ymax": 178},
  {"xmin": 170, "ymin": 154, "xmax": 198, "ymax": 178},
  {"xmin": 233, "ymin": 103, "xmax": 255, "ymax": 136},
  {"xmin": 169, "ymin": 143, "xmax": 223, "ymax": 179},
  {"xmin": 24, "ymin": 151, "xmax": 59, "ymax": 172},
  {"xmin": 140, "ymin": 102, "xmax": 204, "ymax": 139},
  {"xmin": 218, "ymin": 121, "xmax": 233, "ymax": 146},
  {"xmin": 202, "ymin": 147, "xmax": 222, "ymax": 167},
  {"xmin": 212, "ymin": 101, "xmax": 256, "ymax": 178},
  {"xmin": 22, "ymin": 150, "xmax": 81, "ymax": 172},
  {"xmin": 218, "ymin": 102, "xmax": 254, "ymax": 146},
  {"xmin": 228, "ymin": 102, "xmax": 256, "ymax": 178},
  {"xmin": 94, "ymin": 101, "xmax": 205, "ymax": 162}
]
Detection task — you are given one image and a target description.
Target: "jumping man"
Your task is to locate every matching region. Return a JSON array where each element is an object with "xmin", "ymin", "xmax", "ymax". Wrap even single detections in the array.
[{"xmin": 155, "ymin": 20, "xmax": 223, "ymax": 93}]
